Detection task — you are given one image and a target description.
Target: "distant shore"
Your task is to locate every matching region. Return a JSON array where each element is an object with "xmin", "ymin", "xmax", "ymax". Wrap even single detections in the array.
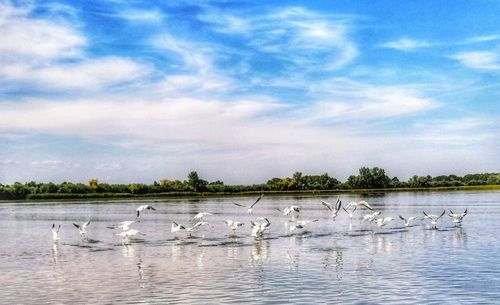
[{"xmin": 1, "ymin": 184, "xmax": 499, "ymax": 203}]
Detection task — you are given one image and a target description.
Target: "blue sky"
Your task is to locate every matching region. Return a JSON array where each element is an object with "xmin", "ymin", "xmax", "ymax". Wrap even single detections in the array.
[{"xmin": 0, "ymin": 0, "xmax": 499, "ymax": 184}]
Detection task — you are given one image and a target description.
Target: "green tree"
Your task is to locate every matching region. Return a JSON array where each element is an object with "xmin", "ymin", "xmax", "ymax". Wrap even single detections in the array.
[{"xmin": 186, "ymin": 171, "xmax": 208, "ymax": 192}]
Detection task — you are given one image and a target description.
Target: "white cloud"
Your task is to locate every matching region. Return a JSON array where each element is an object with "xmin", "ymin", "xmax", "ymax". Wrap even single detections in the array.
[
  {"xmin": 304, "ymin": 78, "xmax": 437, "ymax": 121},
  {"xmin": 465, "ymin": 34, "xmax": 500, "ymax": 44},
  {"xmin": 200, "ymin": 7, "xmax": 358, "ymax": 71},
  {"xmin": 381, "ymin": 38, "xmax": 431, "ymax": 51},
  {"xmin": 31, "ymin": 160, "xmax": 62, "ymax": 166},
  {"xmin": 451, "ymin": 51, "xmax": 500, "ymax": 70},
  {"xmin": 0, "ymin": 57, "xmax": 151, "ymax": 91},
  {"xmin": 0, "ymin": 2, "xmax": 85, "ymax": 62},
  {"xmin": 117, "ymin": 9, "xmax": 163, "ymax": 23}
]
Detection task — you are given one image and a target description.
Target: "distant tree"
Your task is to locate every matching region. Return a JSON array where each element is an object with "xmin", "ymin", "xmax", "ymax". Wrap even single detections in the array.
[
  {"xmin": 186, "ymin": 171, "xmax": 208, "ymax": 192},
  {"xmin": 347, "ymin": 167, "xmax": 391, "ymax": 189},
  {"xmin": 88, "ymin": 179, "xmax": 99, "ymax": 192}
]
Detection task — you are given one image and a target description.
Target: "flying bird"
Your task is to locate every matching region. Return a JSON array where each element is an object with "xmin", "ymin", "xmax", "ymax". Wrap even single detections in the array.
[
  {"xmin": 224, "ymin": 220, "xmax": 244, "ymax": 234},
  {"xmin": 251, "ymin": 217, "xmax": 271, "ymax": 238},
  {"xmin": 186, "ymin": 221, "xmax": 209, "ymax": 236},
  {"xmin": 321, "ymin": 197, "xmax": 342, "ymax": 221},
  {"xmin": 345, "ymin": 200, "xmax": 373, "ymax": 211},
  {"xmin": 343, "ymin": 206, "xmax": 356, "ymax": 219},
  {"xmin": 449, "ymin": 209, "xmax": 468, "ymax": 225},
  {"xmin": 73, "ymin": 221, "xmax": 91, "ymax": 238},
  {"xmin": 52, "ymin": 224, "xmax": 61, "ymax": 242},
  {"xmin": 192, "ymin": 212, "xmax": 212, "ymax": 222},
  {"xmin": 362, "ymin": 211, "xmax": 381, "ymax": 223},
  {"xmin": 277, "ymin": 205, "xmax": 300, "ymax": 221},
  {"xmin": 233, "ymin": 194, "xmax": 264, "ymax": 215},
  {"xmin": 423, "ymin": 210, "xmax": 446, "ymax": 229},
  {"xmin": 171, "ymin": 221, "xmax": 186, "ymax": 233},
  {"xmin": 399, "ymin": 215, "xmax": 416, "ymax": 227},
  {"xmin": 136, "ymin": 205, "xmax": 156, "ymax": 219},
  {"xmin": 375, "ymin": 216, "xmax": 394, "ymax": 228}
]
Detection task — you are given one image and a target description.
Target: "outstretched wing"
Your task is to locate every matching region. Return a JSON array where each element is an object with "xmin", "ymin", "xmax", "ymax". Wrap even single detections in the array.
[
  {"xmin": 399, "ymin": 215, "xmax": 406, "ymax": 221},
  {"xmin": 321, "ymin": 200, "xmax": 333, "ymax": 211},
  {"xmin": 83, "ymin": 221, "xmax": 91, "ymax": 229},
  {"xmin": 437, "ymin": 210, "xmax": 446, "ymax": 220},
  {"xmin": 232, "ymin": 201, "xmax": 246, "ymax": 207},
  {"xmin": 73, "ymin": 223, "xmax": 80, "ymax": 229},
  {"xmin": 335, "ymin": 199, "xmax": 342, "ymax": 211},
  {"xmin": 422, "ymin": 211, "xmax": 429, "ymax": 218},
  {"xmin": 250, "ymin": 194, "xmax": 264, "ymax": 208}
]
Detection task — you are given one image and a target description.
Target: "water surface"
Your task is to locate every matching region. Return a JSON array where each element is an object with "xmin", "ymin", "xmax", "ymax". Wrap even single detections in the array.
[{"xmin": 1, "ymin": 191, "xmax": 499, "ymax": 304}]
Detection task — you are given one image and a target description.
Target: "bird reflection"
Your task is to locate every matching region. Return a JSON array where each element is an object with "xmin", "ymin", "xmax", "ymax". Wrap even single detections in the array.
[
  {"xmin": 250, "ymin": 239, "xmax": 269, "ymax": 263},
  {"xmin": 323, "ymin": 248, "xmax": 344, "ymax": 278},
  {"xmin": 136, "ymin": 258, "xmax": 155, "ymax": 288},
  {"xmin": 121, "ymin": 244, "xmax": 135, "ymax": 258},
  {"xmin": 451, "ymin": 227, "xmax": 468, "ymax": 247},
  {"xmin": 52, "ymin": 242, "xmax": 60, "ymax": 265}
]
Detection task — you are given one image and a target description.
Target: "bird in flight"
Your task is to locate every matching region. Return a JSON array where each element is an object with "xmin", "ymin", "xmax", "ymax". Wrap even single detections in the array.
[
  {"xmin": 233, "ymin": 194, "xmax": 264, "ymax": 215},
  {"xmin": 73, "ymin": 221, "xmax": 91, "ymax": 239},
  {"xmin": 136, "ymin": 205, "xmax": 156, "ymax": 219},
  {"xmin": 320, "ymin": 197, "xmax": 342, "ymax": 221}
]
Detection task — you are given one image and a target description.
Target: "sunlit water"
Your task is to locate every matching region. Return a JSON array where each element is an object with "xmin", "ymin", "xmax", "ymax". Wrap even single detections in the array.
[{"xmin": 1, "ymin": 191, "xmax": 499, "ymax": 304}]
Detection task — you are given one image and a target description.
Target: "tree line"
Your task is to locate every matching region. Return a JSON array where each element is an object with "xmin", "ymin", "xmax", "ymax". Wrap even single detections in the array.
[{"xmin": 0, "ymin": 167, "xmax": 499, "ymax": 200}]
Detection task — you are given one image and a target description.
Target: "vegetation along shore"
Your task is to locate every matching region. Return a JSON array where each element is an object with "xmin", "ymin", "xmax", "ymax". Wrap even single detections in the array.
[{"xmin": 1, "ymin": 167, "xmax": 499, "ymax": 201}]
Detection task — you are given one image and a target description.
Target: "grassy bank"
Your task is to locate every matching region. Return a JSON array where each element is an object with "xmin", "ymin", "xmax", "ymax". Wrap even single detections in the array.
[{"xmin": 4, "ymin": 184, "xmax": 497, "ymax": 202}]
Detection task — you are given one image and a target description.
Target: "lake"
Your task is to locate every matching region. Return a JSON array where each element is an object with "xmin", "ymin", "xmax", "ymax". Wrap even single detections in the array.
[{"xmin": 0, "ymin": 191, "xmax": 499, "ymax": 304}]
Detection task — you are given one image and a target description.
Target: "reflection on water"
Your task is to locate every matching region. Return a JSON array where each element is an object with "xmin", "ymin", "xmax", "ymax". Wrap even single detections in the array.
[{"xmin": 0, "ymin": 191, "xmax": 499, "ymax": 304}]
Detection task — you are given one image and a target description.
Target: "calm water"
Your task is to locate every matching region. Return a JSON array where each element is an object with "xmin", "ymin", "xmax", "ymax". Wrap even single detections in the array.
[{"xmin": 1, "ymin": 191, "xmax": 499, "ymax": 304}]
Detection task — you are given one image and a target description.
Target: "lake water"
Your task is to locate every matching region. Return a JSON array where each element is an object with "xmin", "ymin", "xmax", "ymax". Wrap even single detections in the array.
[{"xmin": 0, "ymin": 191, "xmax": 499, "ymax": 304}]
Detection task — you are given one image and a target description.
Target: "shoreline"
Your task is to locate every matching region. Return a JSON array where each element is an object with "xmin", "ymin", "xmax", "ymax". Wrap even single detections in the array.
[{"xmin": 1, "ymin": 184, "xmax": 499, "ymax": 203}]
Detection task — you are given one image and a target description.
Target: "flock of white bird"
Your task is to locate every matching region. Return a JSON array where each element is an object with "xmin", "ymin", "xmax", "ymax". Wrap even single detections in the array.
[{"xmin": 51, "ymin": 195, "xmax": 468, "ymax": 244}]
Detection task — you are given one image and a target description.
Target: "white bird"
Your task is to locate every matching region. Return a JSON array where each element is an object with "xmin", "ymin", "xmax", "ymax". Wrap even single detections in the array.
[
  {"xmin": 449, "ymin": 209, "xmax": 467, "ymax": 225},
  {"xmin": 117, "ymin": 229, "xmax": 143, "ymax": 243},
  {"xmin": 136, "ymin": 205, "xmax": 156, "ymax": 219},
  {"xmin": 186, "ymin": 221, "xmax": 209, "ymax": 236},
  {"xmin": 375, "ymin": 216, "xmax": 394, "ymax": 228},
  {"xmin": 232, "ymin": 194, "xmax": 264, "ymax": 215},
  {"xmin": 321, "ymin": 197, "xmax": 342, "ymax": 221},
  {"xmin": 251, "ymin": 218, "xmax": 271, "ymax": 238},
  {"xmin": 345, "ymin": 200, "xmax": 374, "ymax": 211},
  {"xmin": 224, "ymin": 220, "xmax": 244, "ymax": 234},
  {"xmin": 192, "ymin": 212, "xmax": 212, "ymax": 222},
  {"xmin": 342, "ymin": 206, "xmax": 356, "ymax": 219},
  {"xmin": 362, "ymin": 211, "xmax": 381, "ymax": 223},
  {"xmin": 290, "ymin": 219, "xmax": 318, "ymax": 232},
  {"xmin": 52, "ymin": 224, "xmax": 61, "ymax": 242},
  {"xmin": 73, "ymin": 221, "xmax": 91, "ymax": 238},
  {"xmin": 399, "ymin": 215, "xmax": 416, "ymax": 227},
  {"xmin": 423, "ymin": 210, "xmax": 446, "ymax": 229},
  {"xmin": 171, "ymin": 221, "xmax": 186, "ymax": 233},
  {"xmin": 115, "ymin": 220, "xmax": 138, "ymax": 231},
  {"xmin": 277, "ymin": 205, "xmax": 300, "ymax": 221}
]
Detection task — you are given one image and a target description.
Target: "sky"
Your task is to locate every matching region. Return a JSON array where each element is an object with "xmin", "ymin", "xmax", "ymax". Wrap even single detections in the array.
[{"xmin": 0, "ymin": 0, "xmax": 499, "ymax": 184}]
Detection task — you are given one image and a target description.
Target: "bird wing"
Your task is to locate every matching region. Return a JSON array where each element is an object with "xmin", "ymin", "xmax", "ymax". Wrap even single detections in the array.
[
  {"xmin": 73, "ymin": 223, "xmax": 80, "ymax": 229},
  {"xmin": 250, "ymin": 194, "xmax": 264, "ymax": 208},
  {"xmin": 136, "ymin": 210, "xmax": 140, "ymax": 218},
  {"xmin": 399, "ymin": 215, "xmax": 406, "ymax": 221},
  {"xmin": 83, "ymin": 221, "xmax": 91, "ymax": 229},
  {"xmin": 423, "ymin": 211, "xmax": 429, "ymax": 218},
  {"xmin": 335, "ymin": 199, "xmax": 342, "ymax": 211},
  {"xmin": 463, "ymin": 209, "xmax": 468, "ymax": 216},
  {"xmin": 149, "ymin": 206, "xmax": 156, "ymax": 210},
  {"xmin": 321, "ymin": 200, "xmax": 333, "ymax": 211},
  {"xmin": 232, "ymin": 201, "xmax": 246, "ymax": 207},
  {"xmin": 437, "ymin": 210, "xmax": 446, "ymax": 220}
]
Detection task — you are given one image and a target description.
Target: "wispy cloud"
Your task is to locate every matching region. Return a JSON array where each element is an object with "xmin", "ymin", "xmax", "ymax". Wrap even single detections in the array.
[
  {"xmin": 116, "ymin": 8, "xmax": 164, "ymax": 23},
  {"xmin": 452, "ymin": 51, "xmax": 500, "ymax": 70},
  {"xmin": 381, "ymin": 38, "xmax": 431, "ymax": 51},
  {"xmin": 201, "ymin": 7, "xmax": 358, "ymax": 71},
  {"xmin": 465, "ymin": 34, "xmax": 500, "ymax": 44},
  {"xmin": 304, "ymin": 78, "xmax": 437, "ymax": 121}
]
